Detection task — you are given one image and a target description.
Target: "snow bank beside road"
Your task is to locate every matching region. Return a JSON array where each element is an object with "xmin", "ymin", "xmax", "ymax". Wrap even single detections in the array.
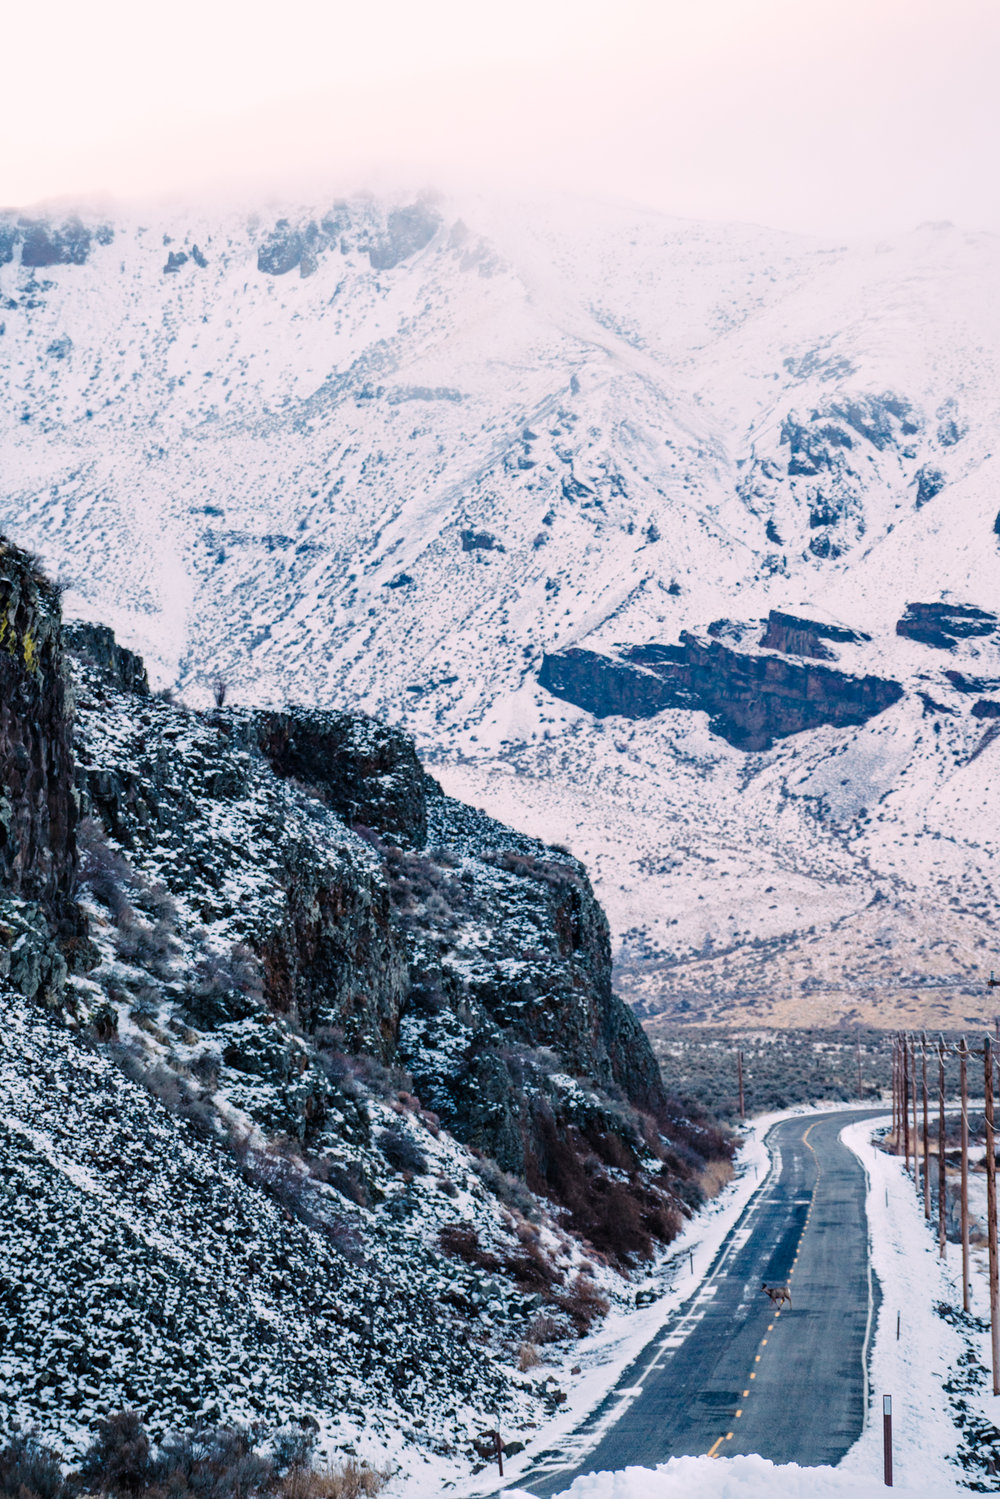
[
  {"xmin": 837, "ymin": 1115, "xmax": 980, "ymax": 1493},
  {"xmin": 506, "ymin": 1451, "xmax": 940, "ymax": 1497}
]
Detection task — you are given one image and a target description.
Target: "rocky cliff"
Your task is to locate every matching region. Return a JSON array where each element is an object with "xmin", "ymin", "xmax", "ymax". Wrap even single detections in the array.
[
  {"xmin": 539, "ymin": 633, "xmax": 903, "ymax": 752},
  {"xmin": 0, "ymin": 540, "xmax": 726, "ymax": 1471},
  {"xmin": 0, "ymin": 540, "xmax": 77, "ymax": 914},
  {"xmin": 758, "ymin": 609, "xmax": 871, "ymax": 660},
  {"xmin": 0, "ymin": 540, "xmax": 88, "ymax": 1000},
  {"xmin": 895, "ymin": 602, "xmax": 1000, "ymax": 650}
]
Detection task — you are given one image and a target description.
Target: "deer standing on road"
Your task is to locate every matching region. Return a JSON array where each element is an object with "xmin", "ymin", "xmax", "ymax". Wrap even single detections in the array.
[{"xmin": 761, "ymin": 1282, "xmax": 792, "ymax": 1308}]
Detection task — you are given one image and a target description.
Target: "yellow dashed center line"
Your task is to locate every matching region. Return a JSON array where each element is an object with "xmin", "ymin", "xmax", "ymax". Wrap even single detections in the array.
[{"xmin": 705, "ymin": 1117, "xmax": 823, "ymax": 1459}]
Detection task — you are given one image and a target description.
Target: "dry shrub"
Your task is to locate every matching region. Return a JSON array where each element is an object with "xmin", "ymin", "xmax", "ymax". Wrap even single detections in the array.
[
  {"xmin": 525, "ymin": 1313, "xmax": 566, "ymax": 1345},
  {"xmin": 280, "ymin": 1461, "xmax": 390, "ymax": 1499},
  {"xmin": 518, "ymin": 1342, "xmax": 541, "ymax": 1372},
  {"xmin": 555, "ymin": 1273, "xmax": 610, "ymax": 1336},
  {"xmin": 377, "ymin": 1125, "xmax": 428, "ymax": 1176},
  {"xmin": 503, "ymin": 1237, "xmax": 564, "ymax": 1292},
  {"xmin": 0, "ymin": 1433, "xmax": 64, "ymax": 1499},
  {"xmin": 439, "ymin": 1223, "xmax": 500, "ymax": 1273},
  {"xmin": 77, "ymin": 818, "xmax": 132, "ymax": 917},
  {"xmin": 527, "ymin": 1110, "xmax": 661, "ymax": 1264},
  {"xmin": 154, "ymin": 1424, "xmax": 272, "ymax": 1499},
  {"xmin": 79, "ymin": 1410, "xmax": 151, "ymax": 1498},
  {"xmin": 700, "ymin": 1158, "xmax": 735, "ymax": 1199}
]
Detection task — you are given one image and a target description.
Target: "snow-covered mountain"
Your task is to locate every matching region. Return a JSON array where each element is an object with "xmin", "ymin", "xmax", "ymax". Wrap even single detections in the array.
[{"xmin": 3, "ymin": 192, "xmax": 1000, "ymax": 1028}]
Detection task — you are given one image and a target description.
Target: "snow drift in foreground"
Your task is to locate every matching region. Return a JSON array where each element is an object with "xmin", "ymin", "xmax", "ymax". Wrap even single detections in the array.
[{"xmin": 507, "ymin": 1451, "xmax": 949, "ymax": 1497}]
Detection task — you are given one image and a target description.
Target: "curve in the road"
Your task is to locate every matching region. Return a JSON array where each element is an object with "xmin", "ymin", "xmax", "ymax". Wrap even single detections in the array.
[{"xmin": 514, "ymin": 1107, "xmax": 886, "ymax": 1497}]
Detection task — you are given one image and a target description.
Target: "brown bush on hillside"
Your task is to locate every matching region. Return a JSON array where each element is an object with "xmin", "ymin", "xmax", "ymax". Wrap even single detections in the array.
[{"xmin": 438, "ymin": 1223, "xmax": 501, "ymax": 1272}]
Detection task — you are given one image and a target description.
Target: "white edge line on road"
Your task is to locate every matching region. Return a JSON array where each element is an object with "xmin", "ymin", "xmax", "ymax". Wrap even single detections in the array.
[{"xmin": 841, "ymin": 1112, "xmax": 887, "ymax": 1421}]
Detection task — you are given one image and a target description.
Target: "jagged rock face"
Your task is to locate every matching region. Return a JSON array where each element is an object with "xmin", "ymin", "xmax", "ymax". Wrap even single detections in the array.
[
  {"xmin": 398, "ymin": 808, "xmax": 666, "ymax": 1122},
  {"xmin": 540, "ymin": 635, "xmax": 903, "ymax": 752},
  {"xmin": 758, "ymin": 609, "xmax": 871, "ymax": 660},
  {"xmin": 71, "ymin": 682, "xmax": 408, "ymax": 1059},
  {"xmin": 539, "ymin": 648, "xmax": 676, "ymax": 722},
  {"xmin": 0, "ymin": 541, "xmax": 78, "ymax": 927},
  {"xmin": 254, "ymin": 199, "xmax": 440, "ymax": 278},
  {"xmin": 943, "ymin": 669, "xmax": 1000, "ymax": 694},
  {"xmin": 65, "ymin": 620, "xmax": 682, "ymax": 1179},
  {"xmin": 0, "ymin": 898, "xmax": 67, "ymax": 1003},
  {"xmin": 0, "ymin": 214, "xmax": 112, "ymax": 267},
  {"xmin": 64, "ymin": 622, "xmax": 150, "ymax": 696},
  {"xmin": 72, "ymin": 622, "xmax": 696, "ymax": 1231},
  {"xmin": 250, "ymin": 708, "xmax": 430, "ymax": 847},
  {"xmin": 0, "ymin": 540, "xmax": 712, "ymax": 1264},
  {"xmin": 738, "ymin": 389, "xmax": 926, "ymax": 561},
  {"xmin": 389, "ymin": 799, "xmax": 692, "ymax": 1235},
  {"xmin": 896, "ymin": 602, "xmax": 1000, "ymax": 649}
]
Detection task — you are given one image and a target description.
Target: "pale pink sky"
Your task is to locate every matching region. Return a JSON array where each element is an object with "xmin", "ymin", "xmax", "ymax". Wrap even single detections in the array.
[{"xmin": 5, "ymin": 0, "xmax": 998, "ymax": 233}]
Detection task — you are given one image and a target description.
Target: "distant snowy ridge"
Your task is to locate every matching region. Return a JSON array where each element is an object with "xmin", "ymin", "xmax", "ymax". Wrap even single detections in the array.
[{"xmin": 2, "ymin": 193, "xmax": 999, "ymax": 1024}]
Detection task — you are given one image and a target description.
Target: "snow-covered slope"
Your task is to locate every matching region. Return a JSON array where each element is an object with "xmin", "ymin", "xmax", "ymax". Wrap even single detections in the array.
[{"xmin": 3, "ymin": 194, "xmax": 999, "ymax": 1026}]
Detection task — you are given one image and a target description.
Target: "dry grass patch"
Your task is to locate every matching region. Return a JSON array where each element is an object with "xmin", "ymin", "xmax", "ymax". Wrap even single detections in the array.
[
  {"xmin": 699, "ymin": 1158, "xmax": 735, "ymax": 1199},
  {"xmin": 280, "ymin": 1461, "xmax": 391, "ymax": 1499},
  {"xmin": 517, "ymin": 1342, "xmax": 541, "ymax": 1372}
]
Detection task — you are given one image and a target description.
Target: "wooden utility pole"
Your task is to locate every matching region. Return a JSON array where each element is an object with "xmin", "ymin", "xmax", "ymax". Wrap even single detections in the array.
[
  {"xmin": 960, "ymin": 1037, "xmax": 970, "ymax": 1314},
  {"xmin": 911, "ymin": 1036, "xmax": 919, "ymax": 1191},
  {"xmin": 938, "ymin": 1039, "xmax": 947, "ymax": 1259},
  {"xmin": 905, "ymin": 1036, "xmax": 911, "ymax": 1166},
  {"xmin": 857, "ymin": 1031, "xmax": 863, "ymax": 1101},
  {"xmin": 921, "ymin": 1034, "xmax": 931, "ymax": 1221},
  {"xmin": 893, "ymin": 1037, "xmax": 905, "ymax": 1151},
  {"xmin": 984, "ymin": 1035, "xmax": 1000, "ymax": 1395},
  {"xmin": 737, "ymin": 1049, "xmax": 745, "ymax": 1121}
]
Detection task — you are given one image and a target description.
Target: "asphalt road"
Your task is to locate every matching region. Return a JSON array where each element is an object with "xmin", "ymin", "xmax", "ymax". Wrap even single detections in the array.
[{"xmin": 512, "ymin": 1107, "xmax": 886, "ymax": 1496}]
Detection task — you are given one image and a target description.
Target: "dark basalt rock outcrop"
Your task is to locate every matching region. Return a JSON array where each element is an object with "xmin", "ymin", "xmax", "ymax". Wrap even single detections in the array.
[
  {"xmin": 64, "ymin": 622, "xmax": 150, "ymax": 696},
  {"xmin": 250, "ymin": 707, "xmax": 431, "ymax": 847},
  {"xmin": 914, "ymin": 465, "xmax": 945, "ymax": 507},
  {"xmin": 1, "ymin": 537, "xmax": 705, "ymax": 1253},
  {"xmin": 0, "ymin": 542, "xmax": 729, "ymax": 1463},
  {"xmin": 19, "ymin": 216, "xmax": 93, "ymax": 267},
  {"xmin": 254, "ymin": 201, "xmax": 439, "ymax": 279},
  {"xmin": 895, "ymin": 602, "xmax": 999, "ymax": 649},
  {"xmin": 367, "ymin": 203, "xmax": 439, "ymax": 270},
  {"xmin": 944, "ymin": 669, "xmax": 1000, "ymax": 694},
  {"xmin": 257, "ymin": 220, "xmax": 307, "ymax": 276},
  {"xmin": 0, "ymin": 541, "xmax": 79, "ymax": 924},
  {"xmin": 0, "ymin": 214, "xmax": 112, "ymax": 269},
  {"xmin": 739, "ymin": 389, "xmax": 922, "ymax": 562},
  {"xmin": 540, "ymin": 635, "xmax": 903, "ymax": 752},
  {"xmin": 759, "ymin": 609, "xmax": 871, "ymax": 661},
  {"xmin": 461, "ymin": 528, "xmax": 505, "ymax": 554},
  {"xmin": 972, "ymin": 699, "xmax": 1000, "ymax": 719}
]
